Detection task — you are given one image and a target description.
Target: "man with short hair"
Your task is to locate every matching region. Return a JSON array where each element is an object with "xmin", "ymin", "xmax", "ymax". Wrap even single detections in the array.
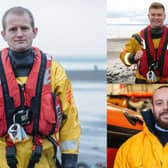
[
  {"xmin": 120, "ymin": 2, "xmax": 168, "ymax": 83},
  {"xmin": 0, "ymin": 6, "xmax": 80, "ymax": 168},
  {"xmin": 114, "ymin": 86, "xmax": 168, "ymax": 167}
]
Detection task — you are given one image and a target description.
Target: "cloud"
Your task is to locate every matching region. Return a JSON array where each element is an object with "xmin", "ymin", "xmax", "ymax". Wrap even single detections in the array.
[
  {"xmin": 107, "ymin": 10, "xmax": 148, "ymax": 25},
  {"xmin": 107, "ymin": 0, "xmax": 168, "ymax": 25}
]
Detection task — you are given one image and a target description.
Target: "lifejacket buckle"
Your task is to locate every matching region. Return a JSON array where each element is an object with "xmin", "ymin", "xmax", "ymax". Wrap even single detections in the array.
[
  {"xmin": 20, "ymin": 126, "xmax": 29, "ymax": 143},
  {"xmin": 13, "ymin": 108, "xmax": 32, "ymax": 126},
  {"xmin": 146, "ymin": 70, "xmax": 157, "ymax": 83},
  {"xmin": 8, "ymin": 123, "xmax": 29, "ymax": 144},
  {"xmin": 8, "ymin": 123, "xmax": 22, "ymax": 144},
  {"xmin": 150, "ymin": 62, "xmax": 159, "ymax": 71}
]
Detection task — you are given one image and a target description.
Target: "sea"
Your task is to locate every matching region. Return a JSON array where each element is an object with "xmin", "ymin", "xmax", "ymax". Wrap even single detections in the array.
[
  {"xmin": 54, "ymin": 56, "xmax": 106, "ymax": 71},
  {"xmin": 55, "ymin": 56, "xmax": 106, "ymax": 168},
  {"xmin": 73, "ymin": 81, "xmax": 106, "ymax": 167},
  {"xmin": 107, "ymin": 24, "xmax": 146, "ymax": 39}
]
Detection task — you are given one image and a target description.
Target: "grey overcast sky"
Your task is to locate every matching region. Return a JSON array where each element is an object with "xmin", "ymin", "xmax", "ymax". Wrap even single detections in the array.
[
  {"xmin": 0, "ymin": 0, "xmax": 106, "ymax": 57},
  {"xmin": 107, "ymin": 0, "xmax": 168, "ymax": 25}
]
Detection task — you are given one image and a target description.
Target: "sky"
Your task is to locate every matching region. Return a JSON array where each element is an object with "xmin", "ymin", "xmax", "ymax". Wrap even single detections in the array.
[
  {"xmin": 107, "ymin": 0, "xmax": 168, "ymax": 25},
  {"xmin": 0, "ymin": 0, "xmax": 106, "ymax": 57}
]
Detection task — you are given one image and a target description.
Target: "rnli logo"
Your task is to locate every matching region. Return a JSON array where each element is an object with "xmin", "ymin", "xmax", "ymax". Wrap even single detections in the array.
[{"xmin": 43, "ymin": 67, "xmax": 51, "ymax": 85}]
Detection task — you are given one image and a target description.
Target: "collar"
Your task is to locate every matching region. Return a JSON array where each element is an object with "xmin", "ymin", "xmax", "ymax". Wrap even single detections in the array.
[
  {"xmin": 141, "ymin": 109, "xmax": 155, "ymax": 133},
  {"xmin": 155, "ymin": 123, "xmax": 168, "ymax": 132},
  {"xmin": 150, "ymin": 26, "xmax": 163, "ymax": 38}
]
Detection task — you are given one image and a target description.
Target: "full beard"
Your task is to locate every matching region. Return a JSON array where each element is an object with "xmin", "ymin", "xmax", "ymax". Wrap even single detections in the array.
[{"xmin": 154, "ymin": 112, "xmax": 168, "ymax": 129}]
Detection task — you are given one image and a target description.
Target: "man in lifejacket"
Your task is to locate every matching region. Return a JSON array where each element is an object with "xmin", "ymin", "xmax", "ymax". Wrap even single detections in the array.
[
  {"xmin": 120, "ymin": 2, "xmax": 168, "ymax": 83},
  {"xmin": 114, "ymin": 85, "xmax": 168, "ymax": 167},
  {"xmin": 0, "ymin": 6, "xmax": 80, "ymax": 168}
]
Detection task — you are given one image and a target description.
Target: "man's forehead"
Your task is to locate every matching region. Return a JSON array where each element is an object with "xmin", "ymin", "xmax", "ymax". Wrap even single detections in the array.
[
  {"xmin": 5, "ymin": 12, "xmax": 31, "ymax": 25},
  {"xmin": 153, "ymin": 88, "xmax": 168, "ymax": 99},
  {"xmin": 6, "ymin": 12, "xmax": 29, "ymax": 19},
  {"xmin": 149, "ymin": 8, "xmax": 165, "ymax": 13}
]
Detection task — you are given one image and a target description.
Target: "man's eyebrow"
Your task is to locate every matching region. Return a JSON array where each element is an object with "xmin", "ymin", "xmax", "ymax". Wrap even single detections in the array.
[{"xmin": 154, "ymin": 99, "xmax": 163, "ymax": 102}]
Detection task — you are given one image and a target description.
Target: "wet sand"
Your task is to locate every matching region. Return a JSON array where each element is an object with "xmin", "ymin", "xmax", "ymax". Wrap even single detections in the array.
[
  {"xmin": 107, "ymin": 38, "xmax": 136, "ymax": 83},
  {"xmin": 73, "ymin": 82, "xmax": 106, "ymax": 168}
]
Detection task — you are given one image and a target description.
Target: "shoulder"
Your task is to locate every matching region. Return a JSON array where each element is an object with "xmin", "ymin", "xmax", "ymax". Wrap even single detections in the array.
[
  {"xmin": 51, "ymin": 59, "xmax": 68, "ymax": 82},
  {"xmin": 114, "ymin": 131, "xmax": 145, "ymax": 167},
  {"xmin": 44, "ymin": 53, "xmax": 67, "ymax": 80},
  {"xmin": 131, "ymin": 32, "xmax": 142, "ymax": 45},
  {"xmin": 40, "ymin": 52, "xmax": 71, "ymax": 90},
  {"xmin": 118, "ymin": 131, "xmax": 145, "ymax": 156}
]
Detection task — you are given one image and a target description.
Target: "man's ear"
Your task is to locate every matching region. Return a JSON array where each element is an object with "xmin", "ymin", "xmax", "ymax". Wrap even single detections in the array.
[
  {"xmin": 150, "ymin": 103, "xmax": 154, "ymax": 114},
  {"xmin": 164, "ymin": 13, "xmax": 166, "ymax": 21},
  {"xmin": 147, "ymin": 13, "xmax": 150, "ymax": 20},
  {"xmin": 33, "ymin": 27, "xmax": 38, "ymax": 39},
  {"xmin": 1, "ymin": 31, "xmax": 6, "ymax": 41}
]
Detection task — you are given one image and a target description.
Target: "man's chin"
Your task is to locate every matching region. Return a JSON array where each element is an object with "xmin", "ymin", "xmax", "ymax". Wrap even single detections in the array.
[
  {"xmin": 13, "ymin": 46, "xmax": 30, "ymax": 52},
  {"xmin": 151, "ymin": 24, "xmax": 162, "ymax": 29},
  {"xmin": 158, "ymin": 119, "xmax": 168, "ymax": 129}
]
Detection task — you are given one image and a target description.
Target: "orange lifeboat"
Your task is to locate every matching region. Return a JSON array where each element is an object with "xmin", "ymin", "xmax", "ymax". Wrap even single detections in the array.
[{"xmin": 107, "ymin": 100, "xmax": 143, "ymax": 168}]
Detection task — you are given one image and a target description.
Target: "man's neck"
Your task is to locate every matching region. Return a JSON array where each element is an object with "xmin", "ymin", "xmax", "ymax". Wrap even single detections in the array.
[
  {"xmin": 8, "ymin": 48, "xmax": 34, "ymax": 77},
  {"xmin": 155, "ymin": 123, "xmax": 168, "ymax": 132},
  {"xmin": 150, "ymin": 26, "xmax": 163, "ymax": 38}
]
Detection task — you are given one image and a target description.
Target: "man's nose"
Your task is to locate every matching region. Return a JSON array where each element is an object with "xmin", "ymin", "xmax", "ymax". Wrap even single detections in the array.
[
  {"xmin": 163, "ymin": 102, "xmax": 168, "ymax": 110},
  {"xmin": 16, "ymin": 28, "xmax": 23, "ymax": 36}
]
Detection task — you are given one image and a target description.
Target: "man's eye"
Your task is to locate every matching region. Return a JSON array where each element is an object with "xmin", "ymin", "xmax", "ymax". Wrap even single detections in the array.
[
  {"xmin": 156, "ymin": 102, "xmax": 162, "ymax": 105},
  {"xmin": 21, "ymin": 27, "xmax": 29, "ymax": 31},
  {"xmin": 9, "ymin": 28, "xmax": 17, "ymax": 32}
]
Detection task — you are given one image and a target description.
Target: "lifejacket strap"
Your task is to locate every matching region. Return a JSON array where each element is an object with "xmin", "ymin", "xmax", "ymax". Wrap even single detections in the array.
[
  {"xmin": 6, "ymin": 136, "xmax": 17, "ymax": 168},
  {"xmin": 32, "ymin": 51, "xmax": 47, "ymax": 135},
  {"xmin": 159, "ymin": 28, "xmax": 168, "ymax": 78},
  {"xmin": 47, "ymin": 136, "xmax": 61, "ymax": 167},
  {"xmin": 144, "ymin": 27, "xmax": 153, "ymax": 68},
  {"xmin": 27, "ymin": 135, "xmax": 43, "ymax": 168},
  {"xmin": 0, "ymin": 53, "xmax": 15, "ymax": 129}
]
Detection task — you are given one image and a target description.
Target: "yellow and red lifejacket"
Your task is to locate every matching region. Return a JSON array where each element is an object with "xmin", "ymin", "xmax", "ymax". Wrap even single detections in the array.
[
  {"xmin": 139, "ymin": 25, "xmax": 168, "ymax": 83},
  {"xmin": 0, "ymin": 47, "xmax": 62, "ymax": 137}
]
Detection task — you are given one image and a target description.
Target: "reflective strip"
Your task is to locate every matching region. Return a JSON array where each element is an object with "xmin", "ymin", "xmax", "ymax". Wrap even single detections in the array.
[
  {"xmin": 56, "ymin": 103, "xmax": 62, "ymax": 129},
  {"xmin": 43, "ymin": 67, "xmax": 51, "ymax": 85},
  {"xmin": 141, "ymin": 37, "xmax": 146, "ymax": 49},
  {"xmin": 60, "ymin": 140, "xmax": 77, "ymax": 151},
  {"xmin": 46, "ymin": 53, "xmax": 52, "ymax": 60},
  {"xmin": 124, "ymin": 53, "xmax": 131, "ymax": 66}
]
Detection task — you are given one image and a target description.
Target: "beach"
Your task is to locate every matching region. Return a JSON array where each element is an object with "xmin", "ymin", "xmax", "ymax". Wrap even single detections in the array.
[
  {"xmin": 106, "ymin": 24, "xmax": 148, "ymax": 83},
  {"xmin": 107, "ymin": 38, "xmax": 136, "ymax": 83},
  {"xmin": 73, "ymin": 81, "xmax": 106, "ymax": 167}
]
